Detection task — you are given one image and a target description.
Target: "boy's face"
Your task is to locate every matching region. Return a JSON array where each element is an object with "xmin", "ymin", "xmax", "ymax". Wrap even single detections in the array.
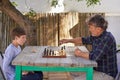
[{"xmin": 15, "ymin": 35, "xmax": 26, "ymax": 46}]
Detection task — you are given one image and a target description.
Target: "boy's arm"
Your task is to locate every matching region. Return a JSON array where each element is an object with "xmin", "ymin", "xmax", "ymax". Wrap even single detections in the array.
[{"xmin": 3, "ymin": 49, "xmax": 15, "ymax": 70}]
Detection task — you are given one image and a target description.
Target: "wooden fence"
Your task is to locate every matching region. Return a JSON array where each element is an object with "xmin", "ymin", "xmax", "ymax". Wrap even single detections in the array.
[{"xmin": 0, "ymin": 12, "xmax": 104, "ymax": 52}]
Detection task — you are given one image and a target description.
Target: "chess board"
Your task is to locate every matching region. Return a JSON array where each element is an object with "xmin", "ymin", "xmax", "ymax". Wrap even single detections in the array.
[{"xmin": 42, "ymin": 46, "xmax": 66, "ymax": 58}]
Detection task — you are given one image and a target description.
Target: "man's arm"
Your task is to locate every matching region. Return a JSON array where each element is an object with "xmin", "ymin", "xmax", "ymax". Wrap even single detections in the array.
[
  {"xmin": 74, "ymin": 48, "xmax": 89, "ymax": 59},
  {"xmin": 59, "ymin": 37, "xmax": 83, "ymax": 45}
]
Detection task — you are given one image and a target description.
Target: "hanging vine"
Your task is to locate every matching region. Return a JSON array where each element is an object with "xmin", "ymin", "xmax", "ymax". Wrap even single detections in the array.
[
  {"xmin": 11, "ymin": 2, "xmax": 18, "ymax": 7},
  {"xmin": 85, "ymin": 0, "xmax": 101, "ymax": 6},
  {"xmin": 11, "ymin": 0, "xmax": 101, "ymax": 17},
  {"xmin": 50, "ymin": 0, "xmax": 101, "ymax": 7},
  {"xmin": 51, "ymin": 0, "xmax": 58, "ymax": 7},
  {"xmin": 24, "ymin": 0, "xmax": 37, "ymax": 17}
]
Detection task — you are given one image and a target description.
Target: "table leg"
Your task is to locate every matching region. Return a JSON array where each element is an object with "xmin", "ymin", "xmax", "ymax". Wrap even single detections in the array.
[
  {"xmin": 15, "ymin": 66, "xmax": 22, "ymax": 80},
  {"xmin": 86, "ymin": 67, "xmax": 93, "ymax": 80}
]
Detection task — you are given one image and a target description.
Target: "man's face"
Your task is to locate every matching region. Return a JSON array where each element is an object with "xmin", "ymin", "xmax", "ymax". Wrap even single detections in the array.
[
  {"xmin": 15, "ymin": 35, "xmax": 26, "ymax": 46},
  {"xmin": 89, "ymin": 25, "xmax": 102, "ymax": 37}
]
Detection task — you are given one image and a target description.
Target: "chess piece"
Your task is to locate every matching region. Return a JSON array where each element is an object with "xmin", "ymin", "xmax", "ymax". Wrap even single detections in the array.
[
  {"xmin": 63, "ymin": 46, "xmax": 65, "ymax": 50},
  {"xmin": 60, "ymin": 46, "xmax": 65, "ymax": 55},
  {"xmin": 44, "ymin": 48, "xmax": 47, "ymax": 56},
  {"xmin": 46, "ymin": 49, "xmax": 49, "ymax": 56},
  {"xmin": 52, "ymin": 51, "xmax": 54, "ymax": 56},
  {"xmin": 49, "ymin": 49, "xmax": 52, "ymax": 56},
  {"xmin": 61, "ymin": 46, "xmax": 63, "ymax": 50}
]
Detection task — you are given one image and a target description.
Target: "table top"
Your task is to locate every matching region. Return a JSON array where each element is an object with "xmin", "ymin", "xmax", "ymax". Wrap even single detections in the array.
[{"xmin": 12, "ymin": 46, "xmax": 97, "ymax": 67}]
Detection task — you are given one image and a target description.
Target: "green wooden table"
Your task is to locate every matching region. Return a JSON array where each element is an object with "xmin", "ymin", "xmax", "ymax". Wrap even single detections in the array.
[{"xmin": 12, "ymin": 46, "xmax": 97, "ymax": 80}]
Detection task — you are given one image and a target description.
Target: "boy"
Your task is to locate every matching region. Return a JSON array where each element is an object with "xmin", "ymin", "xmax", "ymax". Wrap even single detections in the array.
[{"xmin": 3, "ymin": 27, "xmax": 43, "ymax": 80}]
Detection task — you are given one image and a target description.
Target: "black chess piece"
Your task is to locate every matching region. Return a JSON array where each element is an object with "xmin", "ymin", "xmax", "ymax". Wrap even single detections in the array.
[
  {"xmin": 63, "ymin": 46, "xmax": 65, "ymax": 50},
  {"xmin": 52, "ymin": 51, "xmax": 54, "ymax": 56},
  {"xmin": 46, "ymin": 49, "xmax": 49, "ymax": 56},
  {"xmin": 61, "ymin": 46, "xmax": 65, "ymax": 50},
  {"xmin": 44, "ymin": 48, "xmax": 47, "ymax": 56},
  {"xmin": 49, "ymin": 49, "xmax": 52, "ymax": 56},
  {"xmin": 61, "ymin": 47, "xmax": 63, "ymax": 50}
]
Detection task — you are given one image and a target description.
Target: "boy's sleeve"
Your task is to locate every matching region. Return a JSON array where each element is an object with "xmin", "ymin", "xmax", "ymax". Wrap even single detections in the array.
[{"xmin": 3, "ymin": 48, "xmax": 15, "ymax": 71}]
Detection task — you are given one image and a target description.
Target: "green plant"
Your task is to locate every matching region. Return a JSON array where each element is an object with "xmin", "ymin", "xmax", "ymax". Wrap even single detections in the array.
[
  {"xmin": 85, "ymin": 0, "xmax": 100, "ymax": 7},
  {"xmin": 11, "ymin": 2, "xmax": 18, "ymax": 7},
  {"xmin": 51, "ymin": 0, "xmax": 58, "ymax": 7},
  {"xmin": 77, "ymin": 0, "xmax": 100, "ymax": 6},
  {"xmin": 25, "ymin": 8, "xmax": 37, "ymax": 17},
  {"xmin": 50, "ymin": 0, "xmax": 101, "ymax": 7}
]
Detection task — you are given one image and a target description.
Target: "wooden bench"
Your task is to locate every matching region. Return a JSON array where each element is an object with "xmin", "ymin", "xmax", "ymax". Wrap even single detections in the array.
[
  {"xmin": 43, "ymin": 71, "xmax": 114, "ymax": 80},
  {"xmin": 70, "ymin": 71, "xmax": 114, "ymax": 80},
  {"xmin": 43, "ymin": 72, "xmax": 73, "ymax": 80}
]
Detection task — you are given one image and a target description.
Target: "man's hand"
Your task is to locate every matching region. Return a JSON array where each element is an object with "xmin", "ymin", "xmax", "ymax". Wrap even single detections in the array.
[
  {"xmin": 74, "ymin": 48, "xmax": 82, "ymax": 57},
  {"xmin": 59, "ymin": 39, "xmax": 69, "ymax": 45},
  {"xmin": 59, "ymin": 37, "xmax": 82, "ymax": 45},
  {"xmin": 74, "ymin": 47, "xmax": 89, "ymax": 59}
]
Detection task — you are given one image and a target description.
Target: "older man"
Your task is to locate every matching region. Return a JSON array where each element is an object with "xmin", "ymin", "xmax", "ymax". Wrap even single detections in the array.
[{"xmin": 59, "ymin": 15, "xmax": 117, "ymax": 80}]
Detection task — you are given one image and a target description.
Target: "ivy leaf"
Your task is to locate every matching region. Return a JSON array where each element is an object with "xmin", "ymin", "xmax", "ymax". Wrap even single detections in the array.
[
  {"xmin": 51, "ymin": 0, "xmax": 58, "ymax": 7},
  {"xmin": 11, "ymin": 2, "xmax": 18, "ymax": 7},
  {"xmin": 25, "ymin": 8, "xmax": 37, "ymax": 17},
  {"xmin": 86, "ymin": 0, "xmax": 101, "ymax": 7}
]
